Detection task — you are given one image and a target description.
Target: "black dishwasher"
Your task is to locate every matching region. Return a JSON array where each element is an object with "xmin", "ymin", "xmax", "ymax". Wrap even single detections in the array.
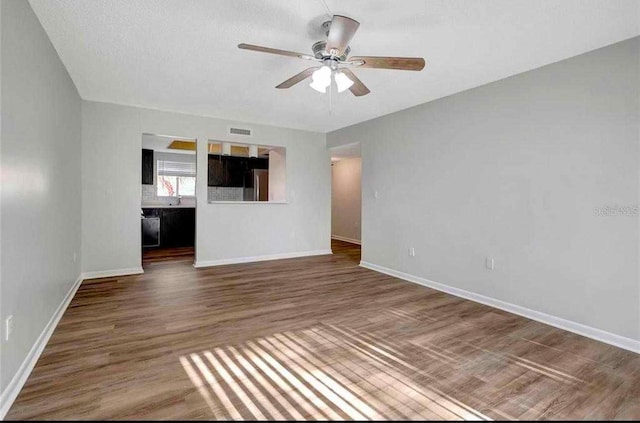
[{"xmin": 141, "ymin": 215, "xmax": 160, "ymax": 247}]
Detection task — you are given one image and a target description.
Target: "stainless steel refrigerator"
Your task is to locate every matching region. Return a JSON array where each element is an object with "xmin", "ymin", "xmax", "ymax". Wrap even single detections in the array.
[{"xmin": 243, "ymin": 169, "xmax": 269, "ymax": 201}]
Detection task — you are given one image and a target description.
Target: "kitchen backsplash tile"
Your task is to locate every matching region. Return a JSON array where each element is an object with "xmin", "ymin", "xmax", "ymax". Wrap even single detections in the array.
[
  {"xmin": 144, "ymin": 184, "xmax": 242, "ymax": 204},
  {"xmin": 142, "ymin": 184, "xmax": 157, "ymax": 202},
  {"xmin": 142, "ymin": 184, "xmax": 195, "ymax": 206},
  {"xmin": 208, "ymin": 187, "xmax": 243, "ymax": 201}
]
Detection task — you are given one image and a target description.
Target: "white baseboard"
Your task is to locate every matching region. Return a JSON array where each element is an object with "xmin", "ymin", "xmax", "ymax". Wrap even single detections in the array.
[
  {"xmin": 194, "ymin": 249, "xmax": 333, "ymax": 268},
  {"xmin": 0, "ymin": 275, "xmax": 84, "ymax": 420},
  {"xmin": 360, "ymin": 261, "xmax": 640, "ymax": 354},
  {"xmin": 331, "ymin": 235, "xmax": 361, "ymax": 245},
  {"xmin": 81, "ymin": 267, "xmax": 144, "ymax": 280}
]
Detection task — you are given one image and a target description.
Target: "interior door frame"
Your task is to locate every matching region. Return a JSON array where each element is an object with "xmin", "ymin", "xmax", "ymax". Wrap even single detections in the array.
[{"xmin": 140, "ymin": 132, "xmax": 198, "ymax": 267}]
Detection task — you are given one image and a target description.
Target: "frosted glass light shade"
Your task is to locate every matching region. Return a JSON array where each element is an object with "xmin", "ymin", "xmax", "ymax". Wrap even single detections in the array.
[
  {"xmin": 334, "ymin": 71, "xmax": 354, "ymax": 93},
  {"xmin": 309, "ymin": 66, "xmax": 331, "ymax": 93}
]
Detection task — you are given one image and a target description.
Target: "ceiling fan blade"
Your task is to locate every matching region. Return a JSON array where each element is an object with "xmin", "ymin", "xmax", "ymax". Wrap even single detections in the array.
[
  {"xmin": 276, "ymin": 67, "xmax": 321, "ymax": 89},
  {"xmin": 326, "ymin": 15, "xmax": 360, "ymax": 56},
  {"xmin": 341, "ymin": 68, "xmax": 370, "ymax": 97},
  {"xmin": 238, "ymin": 43, "xmax": 314, "ymax": 60},
  {"xmin": 349, "ymin": 56, "xmax": 426, "ymax": 71}
]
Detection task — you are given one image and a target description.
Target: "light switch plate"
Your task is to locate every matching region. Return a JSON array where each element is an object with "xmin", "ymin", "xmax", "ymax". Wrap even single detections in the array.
[
  {"xmin": 486, "ymin": 257, "xmax": 495, "ymax": 270},
  {"xmin": 5, "ymin": 315, "xmax": 13, "ymax": 341}
]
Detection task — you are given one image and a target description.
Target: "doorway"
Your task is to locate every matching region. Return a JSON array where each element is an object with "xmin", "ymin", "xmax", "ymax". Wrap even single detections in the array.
[
  {"xmin": 330, "ymin": 143, "xmax": 362, "ymax": 261},
  {"xmin": 141, "ymin": 133, "xmax": 197, "ymax": 267}
]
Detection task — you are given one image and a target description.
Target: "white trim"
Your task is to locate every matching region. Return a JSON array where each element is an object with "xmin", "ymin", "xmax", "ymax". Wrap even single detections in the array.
[
  {"xmin": 331, "ymin": 235, "xmax": 361, "ymax": 245},
  {"xmin": 194, "ymin": 250, "xmax": 333, "ymax": 268},
  {"xmin": 81, "ymin": 267, "xmax": 144, "ymax": 280},
  {"xmin": 0, "ymin": 275, "xmax": 83, "ymax": 420},
  {"xmin": 360, "ymin": 261, "xmax": 640, "ymax": 354}
]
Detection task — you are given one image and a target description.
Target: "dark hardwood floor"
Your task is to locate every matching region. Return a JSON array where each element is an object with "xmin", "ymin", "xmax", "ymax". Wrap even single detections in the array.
[
  {"xmin": 7, "ymin": 240, "xmax": 640, "ymax": 420},
  {"xmin": 143, "ymin": 246, "xmax": 195, "ymax": 267}
]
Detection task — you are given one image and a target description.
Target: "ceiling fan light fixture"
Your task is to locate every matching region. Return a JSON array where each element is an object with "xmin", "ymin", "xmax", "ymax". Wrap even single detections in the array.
[
  {"xmin": 310, "ymin": 65, "xmax": 332, "ymax": 93},
  {"xmin": 309, "ymin": 79, "xmax": 328, "ymax": 93},
  {"xmin": 239, "ymin": 14, "xmax": 425, "ymax": 98},
  {"xmin": 334, "ymin": 71, "xmax": 354, "ymax": 93}
]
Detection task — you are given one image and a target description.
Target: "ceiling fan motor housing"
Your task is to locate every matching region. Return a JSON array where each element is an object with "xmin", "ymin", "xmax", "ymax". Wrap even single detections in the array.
[{"xmin": 312, "ymin": 40, "xmax": 350, "ymax": 61}]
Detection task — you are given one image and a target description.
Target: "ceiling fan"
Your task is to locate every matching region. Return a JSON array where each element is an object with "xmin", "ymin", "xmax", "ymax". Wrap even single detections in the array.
[{"xmin": 238, "ymin": 15, "xmax": 426, "ymax": 97}]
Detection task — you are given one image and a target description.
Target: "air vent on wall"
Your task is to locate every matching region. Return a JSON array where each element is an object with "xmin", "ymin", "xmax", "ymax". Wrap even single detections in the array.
[{"xmin": 229, "ymin": 127, "xmax": 252, "ymax": 136}]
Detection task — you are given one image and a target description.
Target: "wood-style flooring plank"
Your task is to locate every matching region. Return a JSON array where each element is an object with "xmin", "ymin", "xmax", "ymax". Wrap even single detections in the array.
[{"xmin": 6, "ymin": 240, "xmax": 640, "ymax": 420}]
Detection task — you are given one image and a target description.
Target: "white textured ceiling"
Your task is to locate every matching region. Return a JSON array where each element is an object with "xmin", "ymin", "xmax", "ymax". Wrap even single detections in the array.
[{"xmin": 29, "ymin": 0, "xmax": 639, "ymax": 133}]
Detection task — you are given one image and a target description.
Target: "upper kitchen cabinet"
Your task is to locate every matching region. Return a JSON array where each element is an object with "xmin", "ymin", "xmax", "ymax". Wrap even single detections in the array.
[
  {"xmin": 142, "ymin": 148, "xmax": 154, "ymax": 185},
  {"xmin": 207, "ymin": 141, "xmax": 286, "ymax": 203},
  {"xmin": 207, "ymin": 155, "xmax": 270, "ymax": 188},
  {"xmin": 208, "ymin": 155, "xmax": 226, "ymax": 187}
]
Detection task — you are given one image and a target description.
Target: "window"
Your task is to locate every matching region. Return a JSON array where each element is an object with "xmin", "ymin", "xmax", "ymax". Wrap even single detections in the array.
[{"xmin": 157, "ymin": 159, "xmax": 196, "ymax": 197}]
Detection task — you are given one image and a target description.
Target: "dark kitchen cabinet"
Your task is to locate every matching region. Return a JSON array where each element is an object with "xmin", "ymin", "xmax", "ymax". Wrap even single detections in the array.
[
  {"xmin": 142, "ymin": 208, "xmax": 195, "ymax": 248},
  {"xmin": 207, "ymin": 154, "xmax": 269, "ymax": 187},
  {"xmin": 160, "ymin": 208, "xmax": 196, "ymax": 248},
  {"xmin": 208, "ymin": 155, "xmax": 225, "ymax": 186},
  {"xmin": 208, "ymin": 154, "xmax": 242, "ymax": 187},
  {"xmin": 251, "ymin": 157, "xmax": 269, "ymax": 170},
  {"xmin": 226, "ymin": 157, "xmax": 246, "ymax": 187},
  {"xmin": 142, "ymin": 149, "xmax": 154, "ymax": 185}
]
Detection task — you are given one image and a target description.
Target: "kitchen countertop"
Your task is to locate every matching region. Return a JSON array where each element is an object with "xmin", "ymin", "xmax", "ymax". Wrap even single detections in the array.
[{"xmin": 141, "ymin": 204, "xmax": 196, "ymax": 208}]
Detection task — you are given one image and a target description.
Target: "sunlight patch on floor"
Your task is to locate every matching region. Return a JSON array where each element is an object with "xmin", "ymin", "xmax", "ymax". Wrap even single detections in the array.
[{"xmin": 179, "ymin": 323, "xmax": 491, "ymax": 420}]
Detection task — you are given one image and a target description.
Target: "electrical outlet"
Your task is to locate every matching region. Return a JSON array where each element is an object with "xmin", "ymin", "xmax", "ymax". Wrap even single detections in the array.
[
  {"xmin": 486, "ymin": 257, "xmax": 495, "ymax": 270},
  {"xmin": 73, "ymin": 252, "xmax": 77, "ymax": 263},
  {"xmin": 408, "ymin": 247, "xmax": 416, "ymax": 257},
  {"xmin": 374, "ymin": 191, "xmax": 379, "ymax": 199},
  {"xmin": 5, "ymin": 315, "xmax": 13, "ymax": 341}
]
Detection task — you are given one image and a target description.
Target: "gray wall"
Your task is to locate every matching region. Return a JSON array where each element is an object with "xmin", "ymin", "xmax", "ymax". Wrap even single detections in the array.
[
  {"xmin": 328, "ymin": 37, "xmax": 640, "ymax": 341},
  {"xmin": 1, "ymin": 0, "xmax": 82, "ymax": 394},
  {"xmin": 332, "ymin": 158, "xmax": 362, "ymax": 242},
  {"xmin": 81, "ymin": 101, "xmax": 330, "ymax": 274}
]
